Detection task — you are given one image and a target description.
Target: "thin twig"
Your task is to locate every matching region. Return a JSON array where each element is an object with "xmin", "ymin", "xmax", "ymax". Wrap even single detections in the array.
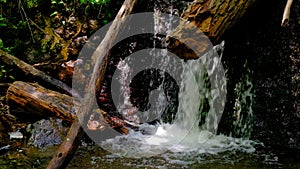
[
  {"xmin": 28, "ymin": 18, "xmax": 47, "ymax": 34},
  {"xmin": 18, "ymin": 0, "xmax": 35, "ymax": 43},
  {"xmin": 0, "ymin": 83, "xmax": 11, "ymax": 87},
  {"xmin": 281, "ymin": 0, "xmax": 294, "ymax": 27}
]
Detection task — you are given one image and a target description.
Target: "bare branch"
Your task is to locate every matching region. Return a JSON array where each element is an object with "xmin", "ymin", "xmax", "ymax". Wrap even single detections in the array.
[{"xmin": 281, "ymin": 0, "xmax": 294, "ymax": 27}]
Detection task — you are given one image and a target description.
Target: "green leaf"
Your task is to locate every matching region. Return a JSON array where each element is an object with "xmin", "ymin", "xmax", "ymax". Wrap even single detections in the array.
[
  {"xmin": 50, "ymin": 11, "xmax": 58, "ymax": 17},
  {"xmin": 103, "ymin": 20, "xmax": 108, "ymax": 25},
  {"xmin": 0, "ymin": 39, "xmax": 3, "ymax": 48},
  {"xmin": 4, "ymin": 47, "xmax": 11, "ymax": 53},
  {"xmin": 0, "ymin": 23, "xmax": 7, "ymax": 27},
  {"xmin": 9, "ymin": 75, "xmax": 15, "ymax": 80}
]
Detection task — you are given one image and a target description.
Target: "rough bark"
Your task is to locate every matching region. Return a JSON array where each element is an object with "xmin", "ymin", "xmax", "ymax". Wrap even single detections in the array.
[
  {"xmin": 6, "ymin": 81, "xmax": 130, "ymax": 131},
  {"xmin": 6, "ymin": 81, "xmax": 77, "ymax": 122},
  {"xmin": 46, "ymin": 0, "xmax": 138, "ymax": 168},
  {"xmin": 168, "ymin": 0, "xmax": 256, "ymax": 59}
]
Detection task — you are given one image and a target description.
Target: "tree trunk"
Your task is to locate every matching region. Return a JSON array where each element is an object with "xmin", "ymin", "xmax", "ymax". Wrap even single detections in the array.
[
  {"xmin": 168, "ymin": 0, "xmax": 256, "ymax": 59},
  {"xmin": 46, "ymin": 0, "xmax": 138, "ymax": 168}
]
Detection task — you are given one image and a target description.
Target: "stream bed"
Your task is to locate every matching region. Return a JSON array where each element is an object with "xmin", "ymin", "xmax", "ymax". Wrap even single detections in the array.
[{"xmin": 0, "ymin": 143, "xmax": 299, "ymax": 169}]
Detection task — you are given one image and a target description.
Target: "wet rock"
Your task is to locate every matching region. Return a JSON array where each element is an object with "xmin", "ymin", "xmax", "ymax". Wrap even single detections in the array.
[
  {"xmin": 27, "ymin": 118, "xmax": 69, "ymax": 149},
  {"xmin": 220, "ymin": 0, "xmax": 300, "ymax": 151}
]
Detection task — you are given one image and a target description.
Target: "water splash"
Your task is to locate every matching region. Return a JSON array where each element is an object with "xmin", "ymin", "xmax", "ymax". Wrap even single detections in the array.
[
  {"xmin": 101, "ymin": 45, "xmax": 257, "ymax": 159},
  {"xmin": 100, "ymin": 3, "xmax": 256, "ymax": 159},
  {"xmin": 116, "ymin": 59, "xmax": 140, "ymax": 124}
]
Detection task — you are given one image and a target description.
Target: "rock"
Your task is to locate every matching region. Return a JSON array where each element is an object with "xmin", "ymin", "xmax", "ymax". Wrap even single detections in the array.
[{"xmin": 27, "ymin": 118, "xmax": 69, "ymax": 149}]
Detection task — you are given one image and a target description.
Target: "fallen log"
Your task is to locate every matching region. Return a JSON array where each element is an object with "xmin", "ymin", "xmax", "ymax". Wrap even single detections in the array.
[
  {"xmin": 6, "ymin": 81, "xmax": 129, "ymax": 133},
  {"xmin": 0, "ymin": 49, "xmax": 80, "ymax": 98},
  {"xmin": 6, "ymin": 81, "xmax": 77, "ymax": 122},
  {"xmin": 167, "ymin": 0, "xmax": 256, "ymax": 59},
  {"xmin": 182, "ymin": 0, "xmax": 256, "ymax": 42}
]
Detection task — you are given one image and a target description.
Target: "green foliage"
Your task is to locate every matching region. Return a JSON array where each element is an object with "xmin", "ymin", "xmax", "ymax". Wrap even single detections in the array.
[
  {"xmin": 0, "ymin": 0, "xmax": 7, "ymax": 26},
  {"xmin": 51, "ymin": 0, "xmax": 63, "ymax": 4},
  {"xmin": 0, "ymin": 14, "xmax": 25, "ymax": 54},
  {"xmin": 79, "ymin": 0, "xmax": 110, "ymax": 5},
  {"xmin": 49, "ymin": 0, "xmax": 110, "ymax": 5},
  {"xmin": 0, "ymin": 14, "xmax": 7, "ymax": 27},
  {"xmin": 0, "ymin": 0, "xmax": 120, "ymax": 64},
  {"xmin": 0, "ymin": 65, "xmax": 15, "ymax": 81},
  {"xmin": 25, "ymin": 0, "xmax": 39, "ymax": 8},
  {"xmin": 0, "ymin": 5, "xmax": 14, "ymax": 75},
  {"xmin": 0, "ymin": 39, "xmax": 13, "ymax": 53},
  {"xmin": 49, "ymin": 0, "xmax": 112, "ymax": 18}
]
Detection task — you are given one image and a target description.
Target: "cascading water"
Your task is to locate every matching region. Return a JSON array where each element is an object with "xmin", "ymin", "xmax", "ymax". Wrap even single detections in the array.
[
  {"xmin": 232, "ymin": 64, "xmax": 254, "ymax": 138},
  {"xmin": 99, "ymin": 5, "xmax": 259, "ymax": 164},
  {"xmin": 101, "ymin": 46, "xmax": 258, "ymax": 158}
]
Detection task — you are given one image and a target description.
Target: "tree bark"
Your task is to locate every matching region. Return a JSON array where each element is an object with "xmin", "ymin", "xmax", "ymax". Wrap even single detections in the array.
[
  {"xmin": 168, "ymin": 0, "xmax": 256, "ymax": 59},
  {"xmin": 6, "ymin": 81, "xmax": 131, "ymax": 133},
  {"xmin": 46, "ymin": 0, "xmax": 138, "ymax": 168},
  {"xmin": 6, "ymin": 81, "xmax": 77, "ymax": 122}
]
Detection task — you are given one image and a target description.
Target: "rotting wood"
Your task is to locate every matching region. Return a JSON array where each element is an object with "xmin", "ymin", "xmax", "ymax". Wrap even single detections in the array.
[
  {"xmin": 46, "ymin": 0, "xmax": 138, "ymax": 168},
  {"xmin": 6, "ymin": 81, "xmax": 130, "ymax": 132},
  {"xmin": 6, "ymin": 81, "xmax": 77, "ymax": 122}
]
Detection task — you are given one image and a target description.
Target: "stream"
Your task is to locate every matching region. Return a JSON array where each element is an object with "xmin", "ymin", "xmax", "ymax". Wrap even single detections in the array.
[{"xmin": 0, "ymin": 0, "xmax": 299, "ymax": 168}]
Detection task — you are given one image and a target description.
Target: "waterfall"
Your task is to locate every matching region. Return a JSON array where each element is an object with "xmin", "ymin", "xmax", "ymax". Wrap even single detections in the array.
[
  {"xmin": 100, "ymin": 45, "xmax": 258, "ymax": 159},
  {"xmin": 68, "ymin": 0, "xmax": 260, "ymax": 163},
  {"xmin": 101, "ymin": 35, "xmax": 256, "ymax": 161},
  {"xmin": 232, "ymin": 64, "xmax": 254, "ymax": 138},
  {"xmin": 97, "ymin": 1, "xmax": 259, "ymax": 160}
]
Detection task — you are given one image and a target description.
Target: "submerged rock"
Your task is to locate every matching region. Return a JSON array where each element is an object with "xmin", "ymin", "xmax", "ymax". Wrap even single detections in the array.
[{"xmin": 27, "ymin": 118, "xmax": 69, "ymax": 149}]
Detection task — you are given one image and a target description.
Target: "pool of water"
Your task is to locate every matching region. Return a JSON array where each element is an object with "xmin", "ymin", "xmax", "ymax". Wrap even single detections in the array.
[{"xmin": 1, "ymin": 139, "xmax": 299, "ymax": 169}]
